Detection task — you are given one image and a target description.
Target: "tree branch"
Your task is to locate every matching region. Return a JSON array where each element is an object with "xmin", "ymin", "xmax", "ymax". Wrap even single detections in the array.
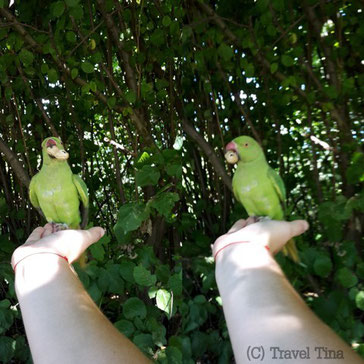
[
  {"xmin": 0, "ymin": 136, "xmax": 30, "ymax": 188},
  {"xmin": 96, "ymin": 0, "xmax": 137, "ymax": 93},
  {"xmin": 16, "ymin": 64, "xmax": 59, "ymax": 137},
  {"xmin": 182, "ymin": 119, "xmax": 232, "ymax": 191}
]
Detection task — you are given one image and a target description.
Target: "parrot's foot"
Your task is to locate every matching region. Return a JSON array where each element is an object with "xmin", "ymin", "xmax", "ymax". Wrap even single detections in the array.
[
  {"xmin": 255, "ymin": 216, "xmax": 272, "ymax": 223},
  {"xmin": 51, "ymin": 222, "xmax": 69, "ymax": 232}
]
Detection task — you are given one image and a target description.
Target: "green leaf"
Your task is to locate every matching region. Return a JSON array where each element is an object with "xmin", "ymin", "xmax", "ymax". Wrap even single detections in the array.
[
  {"xmin": 147, "ymin": 317, "xmax": 167, "ymax": 346},
  {"xmin": 270, "ymin": 62, "xmax": 278, "ymax": 74},
  {"xmin": 69, "ymin": 4, "xmax": 83, "ymax": 19},
  {"xmin": 114, "ymin": 202, "xmax": 149, "ymax": 234},
  {"xmin": 87, "ymin": 282, "xmax": 102, "ymax": 302},
  {"xmin": 166, "ymin": 164, "xmax": 182, "ymax": 179},
  {"xmin": 173, "ymin": 136, "xmax": 183, "ymax": 150},
  {"xmin": 162, "ymin": 15, "xmax": 171, "ymax": 27},
  {"xmin": 4, "ymin": 86, "xmax": 12, "ymax": 101},
  {"xmin": 273, "ymin": 0, "xmax": 284, "ymax": 11},
  {"xmin": 52, "ymin": 1, "xmax": 65, "ymax": 17},
  {"xmin": 65, "ymin": 0, "xmax": 79, "ymax": 6},
  {"xmin": 98, "ymin": 265, "xmax": 124, "ymax": 294},
  {"xmin": 148, "ymin": 286, "xmax": 158, "ymax": 299},
  {"xmin": 107, "ymin": 96, "xmax": 116, "ymax": 109},
  {"xmin": 123, "ymin": 297, "xmax": 147, "ymax": 320},
  {"xmin": 48, "ymin": 68, "xmax": 58, "ymax": 83},
  {"xmin": 125, "ymin": 90, "xmax": 136, "ymax": 104},
  {"xmin": 81, "ymin": 83, "xmax": 90, "ymax": 94},
  {"xmin": 133, "ymin": 264, "xmax": 157, "ymax": 286},
  {"xmin": 324, "ymin": 85, "xmax": 338, "ymax": 100},
  {"xmin": 156, "ymin": 289, "xmax": 173, "ymax": 318},
  {"xmin": 281, "ymin": 54, "xmax": 294, "ymax": 67},
  {"xmin": 0, "ymin": 299, "xmax": 10, "ymax": 309},
  {"xmin": 245, "ymin": 63, "xmax": 254, "ymax": 77},
  {"xmin": 19, "ymin": 49, "xmax": 34, "ymax": 66},
  {"xmin": 71, "ymin": 68, "xmax": 78, "ymax": 79},
  {"xmin": 357, "ymin": 262, "xmax": 364, "ymax": 279},
  {"xmin": 114, "ymin": 319, "xmax": 135, "ymax": 337},
  {"xmin": 89, "ymin": 242, "xmax": 105, "ymax": 261},
  {"xmin": 346, "ymin": 152, "xmax": 364, "ymax": 184},
  {"xmin": 218, "ymin": 43, "xmax": 234, "ymax": 62},
  {"xmin": 166, "ymin": 346, "xmax": 183, "ymax": 364},
  {"xmin": 194, "ymin": 295, "xmax": 206, "ymax": 304},
  {"xmin": 133, "ymin": 333, "xmax": 154, "ymax": 353},
  {"xmin": 0, "ymin": 336, "xmax": 15, "ymax": 363},
  {"xmin": 313, "ymin": 255, "xmax": 333, "ymax": 278},
  {"xmin": 336, "ymin": 267, "xmax": 358, "ymax": 288},
  {"xmin": 81, "ymin": 61, "xmax": 94, "ymax": 73},
  {"xmin": 355, "ymin": 291, "xmax": 364, "ymax": 311},
  {"xmin": 13, "ymin": 336, "xmax": 29, "ymax": 362},
  {"xmin": 89, "ymin": 81, "xmax": 97, "ymax": 92},
  {"xmin": 136, "ymin": 165, "xmax": 160, "ymax": 187},
  {"xmin": 168, "ymin": 272, "xmax": 182, "ymax": 296},
  {"xmin": 119, "ymin": 261, "xmax": 136, "ymax": 283},
  {"xmin": 150, "ymin": 192, "xmax": 179, "ymax": 218},
  {"xmin": 136, "ymin": 151, "xmax": 151, "ymax": 166},
  {"xmin": 150, "ymin": 29, "xmax": 164, "ymax": 46},
  {"xmin": 40, "ymin": 63, "xmax": 48, "ymax": 74},
  {"xmin": 66, "ymin": 31, "xmax": 77, "ymax": 43}
]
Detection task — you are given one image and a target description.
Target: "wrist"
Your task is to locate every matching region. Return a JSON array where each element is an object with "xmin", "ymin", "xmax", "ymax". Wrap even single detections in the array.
[
  {"xmin": 215, "ymin": 240, "xmax": 272, "ymax": 268},
  {"xmin": 15, "ymin": 254, "xmax": 69, "ymax": 296},
  {"xmin": 13, "ymin": 252, "xmax": 68, "ymax": 272},
  {"xmin": 215, "ymin": 242, "xmax": 275, "ymax": 290}
]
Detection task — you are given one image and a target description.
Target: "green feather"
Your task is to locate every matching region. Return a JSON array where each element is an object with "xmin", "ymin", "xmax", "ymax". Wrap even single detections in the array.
[
  {"xmin": 228, "ymin": 135, "xmax": 299, "ymax": 262},
  {"xmin": 28, "ymin": 137, "xmax": 89, "ymax": 230}
]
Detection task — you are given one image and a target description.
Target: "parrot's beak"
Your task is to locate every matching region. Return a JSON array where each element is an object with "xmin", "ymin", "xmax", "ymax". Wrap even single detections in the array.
[
  {"xmin": 46, "ymin": 140, "xmax": 69, "ymax": 160},
  {"xmin": 224, "ymin": 142, "xmax": 239, "ymax": 164}
]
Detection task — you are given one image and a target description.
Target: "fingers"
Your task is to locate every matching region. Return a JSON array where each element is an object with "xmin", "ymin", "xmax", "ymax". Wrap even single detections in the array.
[
  {"xmin": 25, "ymin": 226, "xmax": 45, "ymax": 243},
  {"xmin": 58, "ymin": 227, "xmax": 105, "ymax": 251},
  {"xmin": 245, "ymin": 216, "xmax": 257, "ymax": 226},
  {"xmin": 228, "ymin": 219, "xmax": 248, "ymax": 233},
  {"xmin": 42, "ymin": 223, "xmax": 54, "ymax": 238},
  {"xmin": 82, "ymin": 227, "xmax": 105, "ymax": 247},
  {"xmin": 288, "ymin": 220, "xmax": 309, "ymax": 238}
]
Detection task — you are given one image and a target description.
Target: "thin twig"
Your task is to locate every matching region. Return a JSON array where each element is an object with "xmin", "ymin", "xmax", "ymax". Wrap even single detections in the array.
[{"xmin": 104, "ymin": 137, "xmax": 137, "ymax": 156}]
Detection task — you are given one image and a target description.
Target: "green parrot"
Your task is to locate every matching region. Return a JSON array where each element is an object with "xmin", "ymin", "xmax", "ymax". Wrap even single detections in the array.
[
  {"xmin": 225, "ymin": 135, "xmax": 299, "ymax": 262},
  {"xmin": 29, "ymin": 137, "xmax": 89, "ymax": 262}
]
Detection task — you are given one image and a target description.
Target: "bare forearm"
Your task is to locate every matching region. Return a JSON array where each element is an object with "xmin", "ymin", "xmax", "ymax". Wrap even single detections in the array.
[
  {"xmin": 15, "ymin": 255, "xmax": 150, "ymax": 364},
  {"xmin": 215, "ymin": 245, "xmax": 363, "ymax": 364}
]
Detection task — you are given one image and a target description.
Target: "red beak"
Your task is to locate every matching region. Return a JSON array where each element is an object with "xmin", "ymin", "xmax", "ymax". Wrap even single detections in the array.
[
  {"xmin": 225, "ymin": 141, "xmax": 236, "ymax": 152},
  {"xmin": 46, "ymin": 139, "xmax": 57, "ymax": 148}
]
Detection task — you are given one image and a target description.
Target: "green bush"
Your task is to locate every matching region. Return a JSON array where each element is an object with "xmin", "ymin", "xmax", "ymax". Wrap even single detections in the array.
[{"xmin": 0, "ymin": 0, "xmax": 363, "ymax": 362}]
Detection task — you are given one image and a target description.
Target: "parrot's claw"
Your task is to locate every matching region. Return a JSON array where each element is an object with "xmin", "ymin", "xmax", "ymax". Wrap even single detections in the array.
[
  {"xmin": 256, "ymin": 216, "xmax": 272, "ymax": 223},
  {"xmin": 51, "ymin": 222, "xmax": 69, "ymax": 232}
]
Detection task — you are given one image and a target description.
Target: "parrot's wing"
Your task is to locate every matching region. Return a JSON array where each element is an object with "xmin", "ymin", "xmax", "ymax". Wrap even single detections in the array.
[
  {"xmin": 29, "ymin": 174, "xmax": 40, "ymax": 208},
  {"xmin": 72, "ymin": 174, "xmax": 89, "ymax": 229},
  {"xmin": 267, "ymin": 167, "xmax": 286, "ymax": 205},
  {"xmin": 29, "ymin": 174, "xmax": 45, "ymax": 218}
]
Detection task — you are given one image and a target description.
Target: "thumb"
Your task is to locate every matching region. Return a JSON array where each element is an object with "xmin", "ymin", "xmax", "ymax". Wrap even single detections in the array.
[
  {"xmin": 25, "ymin": 226, "xmax": 45, "ymax": 244},
  {"xmin": 288, "ymin": 220, "xmax": 309, "ymax": 239},
  {"xmin": 81, "ymin": 227, "xmax": 105, "ymax": 249}
]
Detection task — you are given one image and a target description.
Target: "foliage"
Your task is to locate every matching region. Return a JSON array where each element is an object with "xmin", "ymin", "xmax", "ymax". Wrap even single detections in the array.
[{"xmin": 0, "ymin": 0, "xmax": 363, "ymax": 362}]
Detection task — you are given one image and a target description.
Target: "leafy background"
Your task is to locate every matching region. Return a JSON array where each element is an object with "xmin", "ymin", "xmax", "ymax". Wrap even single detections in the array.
[{"xmin": 0, "ymin": 0, "xmax": 363, "ymax": 362}]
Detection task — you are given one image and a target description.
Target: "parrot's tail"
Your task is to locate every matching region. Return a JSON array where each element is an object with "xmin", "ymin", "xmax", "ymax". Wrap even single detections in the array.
[
  {"xmin": 282, "ymin": 238, "xmax": 300, "ymax": 263},
  {"xmin": 77, "ymin": 252, "xmax": 87, "ymax": 268}
]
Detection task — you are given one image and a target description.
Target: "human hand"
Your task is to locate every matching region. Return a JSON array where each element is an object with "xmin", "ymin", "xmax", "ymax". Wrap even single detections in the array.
[
  {"xmin": 11, "ymin": 223, "xmax": 104, "ymax": 270},
  {"xmin": 212, "ymin": 217, "xmax": 309, "ymax": 261}
]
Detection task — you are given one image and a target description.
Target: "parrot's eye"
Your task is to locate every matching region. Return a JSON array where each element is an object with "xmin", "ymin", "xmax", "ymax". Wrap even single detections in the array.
[{"xmin": 244, "ymin": 143, "xmax": 249, "ymax": 147}]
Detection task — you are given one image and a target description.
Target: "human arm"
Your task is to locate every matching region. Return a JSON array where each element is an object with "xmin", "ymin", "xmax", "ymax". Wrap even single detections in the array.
[
  {"xmin": 212, "ymin": 218, "xmax": 364, "ymax": 364},
  {"xmin": 12, "ymin": 224, "xmax": 151, "ymax": 364}
]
